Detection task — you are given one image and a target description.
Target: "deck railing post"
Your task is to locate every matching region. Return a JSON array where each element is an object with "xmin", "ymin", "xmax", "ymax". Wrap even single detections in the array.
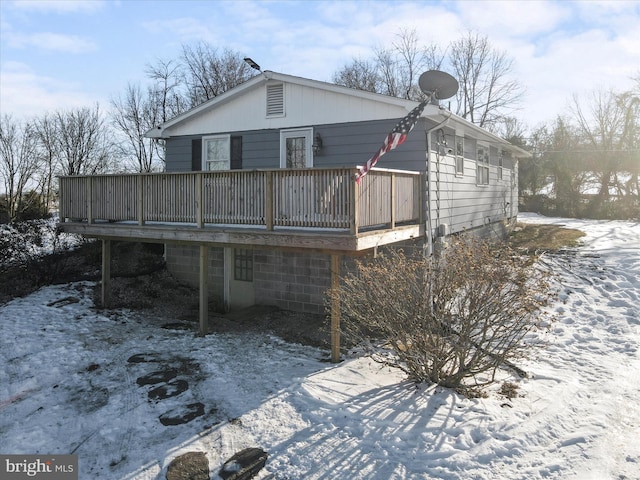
[
  {"xmin": 137, "ymin": 175, "xmax": 145, "ymax": 226},
  {"xmin": 196, "ymin": 172, "xmax": 204, "ymax": 228},
  {"xmin": 350, "ymin": 173, "xmax": 358, "ymax": 235},
  {"xmin": 390, "ymin": 172, "xmax": 396, "ymax": 229},
  {"xmin": 266, "ymin": 171, "xmax": 274, "ymax": 230},
  {"xmin": 87, "ymin": 176, "xmax": 94, "ymax": 224}
]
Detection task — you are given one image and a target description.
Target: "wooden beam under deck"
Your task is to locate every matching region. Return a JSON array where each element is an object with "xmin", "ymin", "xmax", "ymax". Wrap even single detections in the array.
[{"xmin": 59, "ymin": 222, "xmax": 422, "ymax": 254}]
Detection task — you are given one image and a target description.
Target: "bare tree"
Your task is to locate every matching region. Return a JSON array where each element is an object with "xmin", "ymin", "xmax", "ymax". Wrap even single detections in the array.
[
  {"xmin": 333, "ymin": 57, "xmax": 381, "ymax": 93},
  {"xmin": 449, "ymin": 31, "xmax": 523, "ymax": 129},
  {"xmin": 33, "ymin": 113, "xmax": 60, "ymax": 212},
  {"xmin": 0, "ymin": 115, "xmax": 40, "ymax": 222},
  {"xmin": 393, "ymin": 28, "xmax": 441, "ymax": 100},
  {"xmin": 145, "ymin": 58, "xmax": 187, "ymax": 122},
  {"xmin": 111, "ymin": 83, "xmax": 164, "ymax": 172},
  {"xmin": 570, "ymin": 88, "xmax": 640, "ymax": 213},
  {"xmin": 333, "ymin": 29, "xmax": 444, "ymax": 99},
  {"xmin": 54, "ymin": 105, "xmax": 114, "ymax": 176},
  {"xmin": 496, "ymin": 116, "xmax": 528, "ymax": 147},
  {"xmin": 332, "ymin": 29, "xmax": 520, "ymax": 126},
  {"xmin": 180, "ymin": 43, "xmax": 257, "ymax": 107}
]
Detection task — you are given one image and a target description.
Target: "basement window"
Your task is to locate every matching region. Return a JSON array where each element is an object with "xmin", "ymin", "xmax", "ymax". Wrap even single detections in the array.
[{"xmin": 234, "ymin": 249, "xmax": 253, "ymax": 282}]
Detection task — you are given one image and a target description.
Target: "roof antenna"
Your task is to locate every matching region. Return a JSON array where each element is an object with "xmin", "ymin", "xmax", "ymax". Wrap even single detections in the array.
[
  {"xmin": 418, "ymin": 70, "xmax": 458, "ymax": 105},
  {"xmin": 244, "ymin": 57, "xmax": 262, "ymax": 72}
]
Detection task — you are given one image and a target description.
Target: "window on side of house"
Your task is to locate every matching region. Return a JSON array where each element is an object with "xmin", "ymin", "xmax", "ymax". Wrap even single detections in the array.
[
  {"xmin": 202, "ymin": 135, "xmax": 230, "ymax": 170},
  {"xmin": 498, "ymin": 150, "xmax": 504, "ymax": 180},
  {"xmin": 455, "ymin": 136, "xmax": 464, "ymax": 175},
  {"xmin": 476, "ymin": 144, "xmax": 490, "ymax": 185},
  {"xmin": 234, "ymin": 248, "xmax": 253, "ymax": 282}
]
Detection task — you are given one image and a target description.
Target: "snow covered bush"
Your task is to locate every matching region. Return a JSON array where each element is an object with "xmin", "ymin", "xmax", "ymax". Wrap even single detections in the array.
[
  {"xmin": 329, "ymin": 237, "xmax": 555, "ymax": 396},
  {"xmin": 0, "ymin": 218, "xmax": 82, "ymax": 269}
]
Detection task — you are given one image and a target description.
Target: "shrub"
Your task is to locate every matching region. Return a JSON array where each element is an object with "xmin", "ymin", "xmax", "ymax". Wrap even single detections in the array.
[{"xmin": 328, "ymin": 237, "xmax": 555, "ymax": 396}]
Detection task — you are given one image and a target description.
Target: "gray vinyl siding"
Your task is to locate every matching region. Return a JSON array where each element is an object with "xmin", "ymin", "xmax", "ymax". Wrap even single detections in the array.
[
  {"xmin": 428, "ymin": 147, "xmax": 518, "ymax": 237},
  {"xmin": 165, "ymin": 136, "xmax": 195, "ymax": 172},
  {"xmin": 165, "ymin": 130, "xmax": 281, "ymax": 172},
  {"xmin": 313, "ymin": 118, "xmax": 427, "ymax": 172},
  {"xmin": 241, "ymin": 130, "xmax": 280, "ymax": 168},
  {"xmin": 165, "ymin": 119, "xmax": 429, "ymax": 173}
]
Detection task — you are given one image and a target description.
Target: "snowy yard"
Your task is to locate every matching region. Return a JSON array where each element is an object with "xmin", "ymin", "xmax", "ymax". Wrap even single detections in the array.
[{"xmin": 1, "ymin": 213, "xmax": 639, "ymax": 479}]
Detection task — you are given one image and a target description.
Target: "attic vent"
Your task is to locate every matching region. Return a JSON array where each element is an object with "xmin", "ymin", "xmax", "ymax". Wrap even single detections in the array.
[{"xmin": 266, "ymin": 83, "xmax": 284, "ymax": 117}]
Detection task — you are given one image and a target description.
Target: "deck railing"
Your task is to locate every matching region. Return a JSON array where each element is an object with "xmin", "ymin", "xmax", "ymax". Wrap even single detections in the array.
[{"xmin": 59, "ymin": 167, "xmax": 421, "ymax": 234}]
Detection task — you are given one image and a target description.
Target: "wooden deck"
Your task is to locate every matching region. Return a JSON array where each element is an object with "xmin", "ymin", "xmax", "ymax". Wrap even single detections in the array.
[{"xmin": 58, "ymin": 167, "xmax": 424, "ymax": 252}]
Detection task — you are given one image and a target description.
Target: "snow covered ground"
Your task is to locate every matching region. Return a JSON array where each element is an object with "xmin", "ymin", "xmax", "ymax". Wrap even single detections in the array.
[{"xmin": 1, "ymin": 213, "xmax": 639, "ymax": 479}]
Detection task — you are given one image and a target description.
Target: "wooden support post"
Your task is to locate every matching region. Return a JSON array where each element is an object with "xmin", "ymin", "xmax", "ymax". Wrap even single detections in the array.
[
  {"xmin": 330, "ymin": 254, "xmax": 341, "ymax": 363},
  {"xmin": 101, "ymin": 239, "xmax": 111, "ymax": 308},
  {"xmin": 199, "ymin": 244, "xmax": 208, "ymax": 336}
]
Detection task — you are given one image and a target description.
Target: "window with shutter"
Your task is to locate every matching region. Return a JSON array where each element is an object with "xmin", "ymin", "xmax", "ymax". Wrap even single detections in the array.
[{"xmin": 266, "ymin": 84, "xmax": 284, "ymax": 117}]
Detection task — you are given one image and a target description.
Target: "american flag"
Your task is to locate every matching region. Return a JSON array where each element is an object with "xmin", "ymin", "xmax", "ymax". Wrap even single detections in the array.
[{"xmin": 355, "ymin": 99, "xmax": 429, "ymax": 183}]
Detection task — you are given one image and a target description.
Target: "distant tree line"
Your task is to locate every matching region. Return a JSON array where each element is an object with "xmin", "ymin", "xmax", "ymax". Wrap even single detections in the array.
[
  {"xmin": 1, "ymin": 34, "xmax": 638, "ymax": 223},
  {"xmin": 517, "ymin": 82, "xmax": 639, "ymax": 219},
  {"xmin": 0, "ymin": 44, "xmax": 257, "ymax": 222},
  {"xmin": 333, "ymin": 29, "xmax": 639, "ymax": 219}
]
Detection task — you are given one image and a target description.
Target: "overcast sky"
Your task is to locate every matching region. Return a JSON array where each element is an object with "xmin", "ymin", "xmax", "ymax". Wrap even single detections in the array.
[{"xmin": 1, "ymin": 0, "xmax": 638, "ymax": 130}]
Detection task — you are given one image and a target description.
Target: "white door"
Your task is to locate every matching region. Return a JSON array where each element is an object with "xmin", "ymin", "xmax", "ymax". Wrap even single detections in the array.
[
  {"xmin": 280, "ymin": 128, "xmax": 313, "ymax": 168},
  {"xmin": 224, "ymin": 247, "xmax": 255, "ymax": 311},
  {"xmin": 279, "ymin": 129, "xmax": 314, "ymax": 224}
]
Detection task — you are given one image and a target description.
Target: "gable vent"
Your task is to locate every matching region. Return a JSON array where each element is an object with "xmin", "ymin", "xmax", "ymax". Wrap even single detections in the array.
[{"xmin": 266, "ymin": 83, "xmax": 284, "ymax": 117}]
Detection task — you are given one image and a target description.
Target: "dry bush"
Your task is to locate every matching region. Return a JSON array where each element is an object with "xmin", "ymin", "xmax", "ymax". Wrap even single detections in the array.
[{"xmin": 329, "ymin": 237, "xmax": 555, "ymax": 396}]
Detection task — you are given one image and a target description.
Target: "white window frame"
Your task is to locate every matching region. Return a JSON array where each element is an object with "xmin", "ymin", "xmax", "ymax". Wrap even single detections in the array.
[
  {"xmin": 476, "ymin": 143, "xmax": 490, "ymax": 186},
  {"xmin": 498, "ymin": 150, "xmax": 504, "ymax": 181},
  {"xmin": 279, "ymin": 128, "xmax": 313, "ymax": 168},
  {"xmin": 202, "ymin": 134, "xmax": 231, "ymax": 171},
  {"xmin": 455, "ymin": 136, "xmax": 464, "ymax": 176}
]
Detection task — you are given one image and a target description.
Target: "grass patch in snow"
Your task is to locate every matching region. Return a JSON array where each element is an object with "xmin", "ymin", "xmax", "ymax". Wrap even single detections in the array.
[{"xmin": 509, "ymin": 223, "xmax": 585, "ymax": 253}]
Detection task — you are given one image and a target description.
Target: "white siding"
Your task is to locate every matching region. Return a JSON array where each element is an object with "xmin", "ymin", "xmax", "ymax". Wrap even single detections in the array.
[{"xmin": 162, "ymin": 81, "xmax": 431, "ymax": 137}]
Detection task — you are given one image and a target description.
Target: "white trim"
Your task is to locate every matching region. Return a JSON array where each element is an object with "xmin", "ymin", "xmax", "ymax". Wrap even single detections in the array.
[{"xmin": 279, "ymin": 128, "xmax": 313, "ymax": 168}]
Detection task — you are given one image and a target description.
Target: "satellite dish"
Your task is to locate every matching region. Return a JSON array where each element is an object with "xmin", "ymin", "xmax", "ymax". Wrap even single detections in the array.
[{"xmin": 418, "ymin": 70, "xmax": 459, "ymax": 101}]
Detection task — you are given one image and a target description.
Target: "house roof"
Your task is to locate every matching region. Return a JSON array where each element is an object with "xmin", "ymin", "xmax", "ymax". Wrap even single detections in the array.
[{"xmin": 145, "ymin": 70, "xmax": 530, "ymax": 158}]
